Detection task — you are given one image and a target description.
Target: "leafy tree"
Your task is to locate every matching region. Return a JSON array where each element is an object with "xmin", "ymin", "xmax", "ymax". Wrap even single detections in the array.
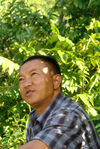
[
  {"xmin": 0, "ymin": 0, "xmax": 100, "ymax": 148},
  {"xmin": 50, "ymin": 0, "xmax": 100, "ymax": 42}
]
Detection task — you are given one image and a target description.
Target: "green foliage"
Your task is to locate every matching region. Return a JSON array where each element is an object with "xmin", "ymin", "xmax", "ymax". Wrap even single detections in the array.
[
  {"xmin": 0, "ymin": 56, "xmax": 19, "ymax": 75},
  {"xmin": 50, "ymin": 0, "xmax": 100, "ymax": 42},
  {"xmin": 0, "ymin": 0, "xmax": 100, "ymax": 148}
]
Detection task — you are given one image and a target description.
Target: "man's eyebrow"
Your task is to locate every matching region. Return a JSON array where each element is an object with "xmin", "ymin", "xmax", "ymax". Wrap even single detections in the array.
[
  {"xmin": 30, "ymin": 69, "xmax": 37, "ymax": 72},
  {"xmin": 19, "ymin": 74, "xmax": 22, "ymax": 78},
  {"xmin": 19, "ymin": 69, "xmax": 37, "ymax": 77}
]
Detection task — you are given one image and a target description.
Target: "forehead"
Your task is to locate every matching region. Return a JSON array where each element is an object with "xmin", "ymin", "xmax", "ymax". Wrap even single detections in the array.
[{"xmin": 19, "ymin": 59, "xmax": 50, "ymax": 74}]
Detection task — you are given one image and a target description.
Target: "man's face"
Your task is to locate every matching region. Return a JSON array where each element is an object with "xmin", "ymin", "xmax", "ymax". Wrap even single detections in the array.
[{"xmin": 19, "ymin": 59, "xmax": 56, "ymax": 108}]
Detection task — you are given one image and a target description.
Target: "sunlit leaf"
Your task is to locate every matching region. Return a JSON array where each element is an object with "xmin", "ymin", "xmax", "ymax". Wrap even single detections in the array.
[
  {"xmin": 51, "ymin": 24, "xmax": 59, "ymax": 35},
  {"xmin": 0, "ymin": 56, "xmax": 19, "ymax": 75},
  {"xmin": 77, "ymin": 93, "xmax": 91, "ymax": 107}
]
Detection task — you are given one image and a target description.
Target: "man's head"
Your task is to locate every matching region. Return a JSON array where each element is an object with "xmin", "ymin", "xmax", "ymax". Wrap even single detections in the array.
[
  {"xmin": 19, "ymin": 55, "xmax": 61, "ymax": 114},
  {"xmin": 22, "ymin": 55, "xmax": 61, "ymax": 75}
]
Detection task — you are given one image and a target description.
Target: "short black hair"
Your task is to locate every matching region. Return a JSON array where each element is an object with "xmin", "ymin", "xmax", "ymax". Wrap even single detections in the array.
[{"xmin": 22, "ymin": 55, "xmax": 61, "ymax": 74}]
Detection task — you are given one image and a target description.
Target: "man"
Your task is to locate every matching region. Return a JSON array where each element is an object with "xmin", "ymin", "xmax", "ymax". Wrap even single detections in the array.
[{"xmin": 18, "ymin": 55, "xmax": 100, "ymax": 149}]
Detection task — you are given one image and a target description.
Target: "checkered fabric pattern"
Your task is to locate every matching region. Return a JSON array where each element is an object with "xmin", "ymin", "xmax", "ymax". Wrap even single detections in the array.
[{"xmin": 26, "ymin": 92, "xmax": 100, "ymax": 149}]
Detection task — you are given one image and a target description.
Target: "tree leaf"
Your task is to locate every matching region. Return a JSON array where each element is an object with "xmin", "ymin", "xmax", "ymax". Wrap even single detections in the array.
[{"xmin": 0, "ymin": 56, "xmax": 19, "ymax": 75}]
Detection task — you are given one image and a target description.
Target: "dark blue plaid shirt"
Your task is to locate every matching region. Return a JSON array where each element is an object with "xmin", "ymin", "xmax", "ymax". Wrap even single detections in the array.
[{"xmin": 26, "ymin": 92, "xmax": 100, "ymax": 149}]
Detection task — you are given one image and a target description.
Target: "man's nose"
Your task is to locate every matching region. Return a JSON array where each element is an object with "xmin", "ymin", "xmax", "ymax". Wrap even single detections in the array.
[{"xmin": 23, "ymin": 78, "xmax": 32, "ymax": 87}]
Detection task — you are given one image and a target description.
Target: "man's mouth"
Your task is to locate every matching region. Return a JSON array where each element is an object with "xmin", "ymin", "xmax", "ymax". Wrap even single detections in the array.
[{"xmin": 25, "ymin": 90, "xmax": 34, "ymax": 96}]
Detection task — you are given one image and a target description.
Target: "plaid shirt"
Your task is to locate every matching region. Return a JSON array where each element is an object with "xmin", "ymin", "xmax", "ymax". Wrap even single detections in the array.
[{"xmin": 26, "ymin": 92, "xmax": 100, "ymax": 149}]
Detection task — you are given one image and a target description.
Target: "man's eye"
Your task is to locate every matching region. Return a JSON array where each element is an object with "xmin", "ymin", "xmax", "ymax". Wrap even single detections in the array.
[
  {"xmin": 31, "ymin": 72, "xmax": 37, "ymax": 76},
  {"xmin": 19, "ymin": 78, "xmax": 23, "ymax": 81}
]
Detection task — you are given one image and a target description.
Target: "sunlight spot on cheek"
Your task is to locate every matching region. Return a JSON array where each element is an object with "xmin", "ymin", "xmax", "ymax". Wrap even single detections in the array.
[{"xmin": 43, "ymin": 67, "xmax": 49, "ymax": 74}]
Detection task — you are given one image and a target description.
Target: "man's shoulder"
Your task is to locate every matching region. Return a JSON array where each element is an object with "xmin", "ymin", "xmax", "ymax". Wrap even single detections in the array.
[
  {"xmin": 43, "ymin": 95, "xmax": 82, "ymax": 128},
  {"xmin": 54, "ymin": 92, "xmax": 80, "ymax": 114}
]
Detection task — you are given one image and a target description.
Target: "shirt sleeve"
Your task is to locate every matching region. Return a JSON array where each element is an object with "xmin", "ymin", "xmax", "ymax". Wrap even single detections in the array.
[{"xmin": 32, "ymin": 109, "xmax": 84, "ymax": 149}]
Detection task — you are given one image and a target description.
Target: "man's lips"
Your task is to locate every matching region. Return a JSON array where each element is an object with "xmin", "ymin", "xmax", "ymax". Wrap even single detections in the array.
[{"xmin": 25, "ymin": 90, "xmax": 35, "ymax": 96}]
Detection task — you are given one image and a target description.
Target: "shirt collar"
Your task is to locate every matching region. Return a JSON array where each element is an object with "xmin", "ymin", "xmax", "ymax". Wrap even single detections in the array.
[
  {"xmin": 29, "ymin": 92, "xmax": 65, "ymax": 126},
  {"xmin": 37, "ymin": 92, "xmax": 65, "ymax": 125}
]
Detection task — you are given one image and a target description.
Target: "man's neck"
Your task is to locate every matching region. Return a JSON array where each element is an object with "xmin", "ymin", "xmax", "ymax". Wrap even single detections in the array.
[{"xmin": 36, "ymin": 91, "xmax": 61, "ymax": 116}]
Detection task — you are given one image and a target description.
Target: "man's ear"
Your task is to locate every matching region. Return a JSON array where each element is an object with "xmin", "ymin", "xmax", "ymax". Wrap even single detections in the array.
[{"xmin": 53, "ymin": 74, "xmax": 62, "ymax": 89}]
